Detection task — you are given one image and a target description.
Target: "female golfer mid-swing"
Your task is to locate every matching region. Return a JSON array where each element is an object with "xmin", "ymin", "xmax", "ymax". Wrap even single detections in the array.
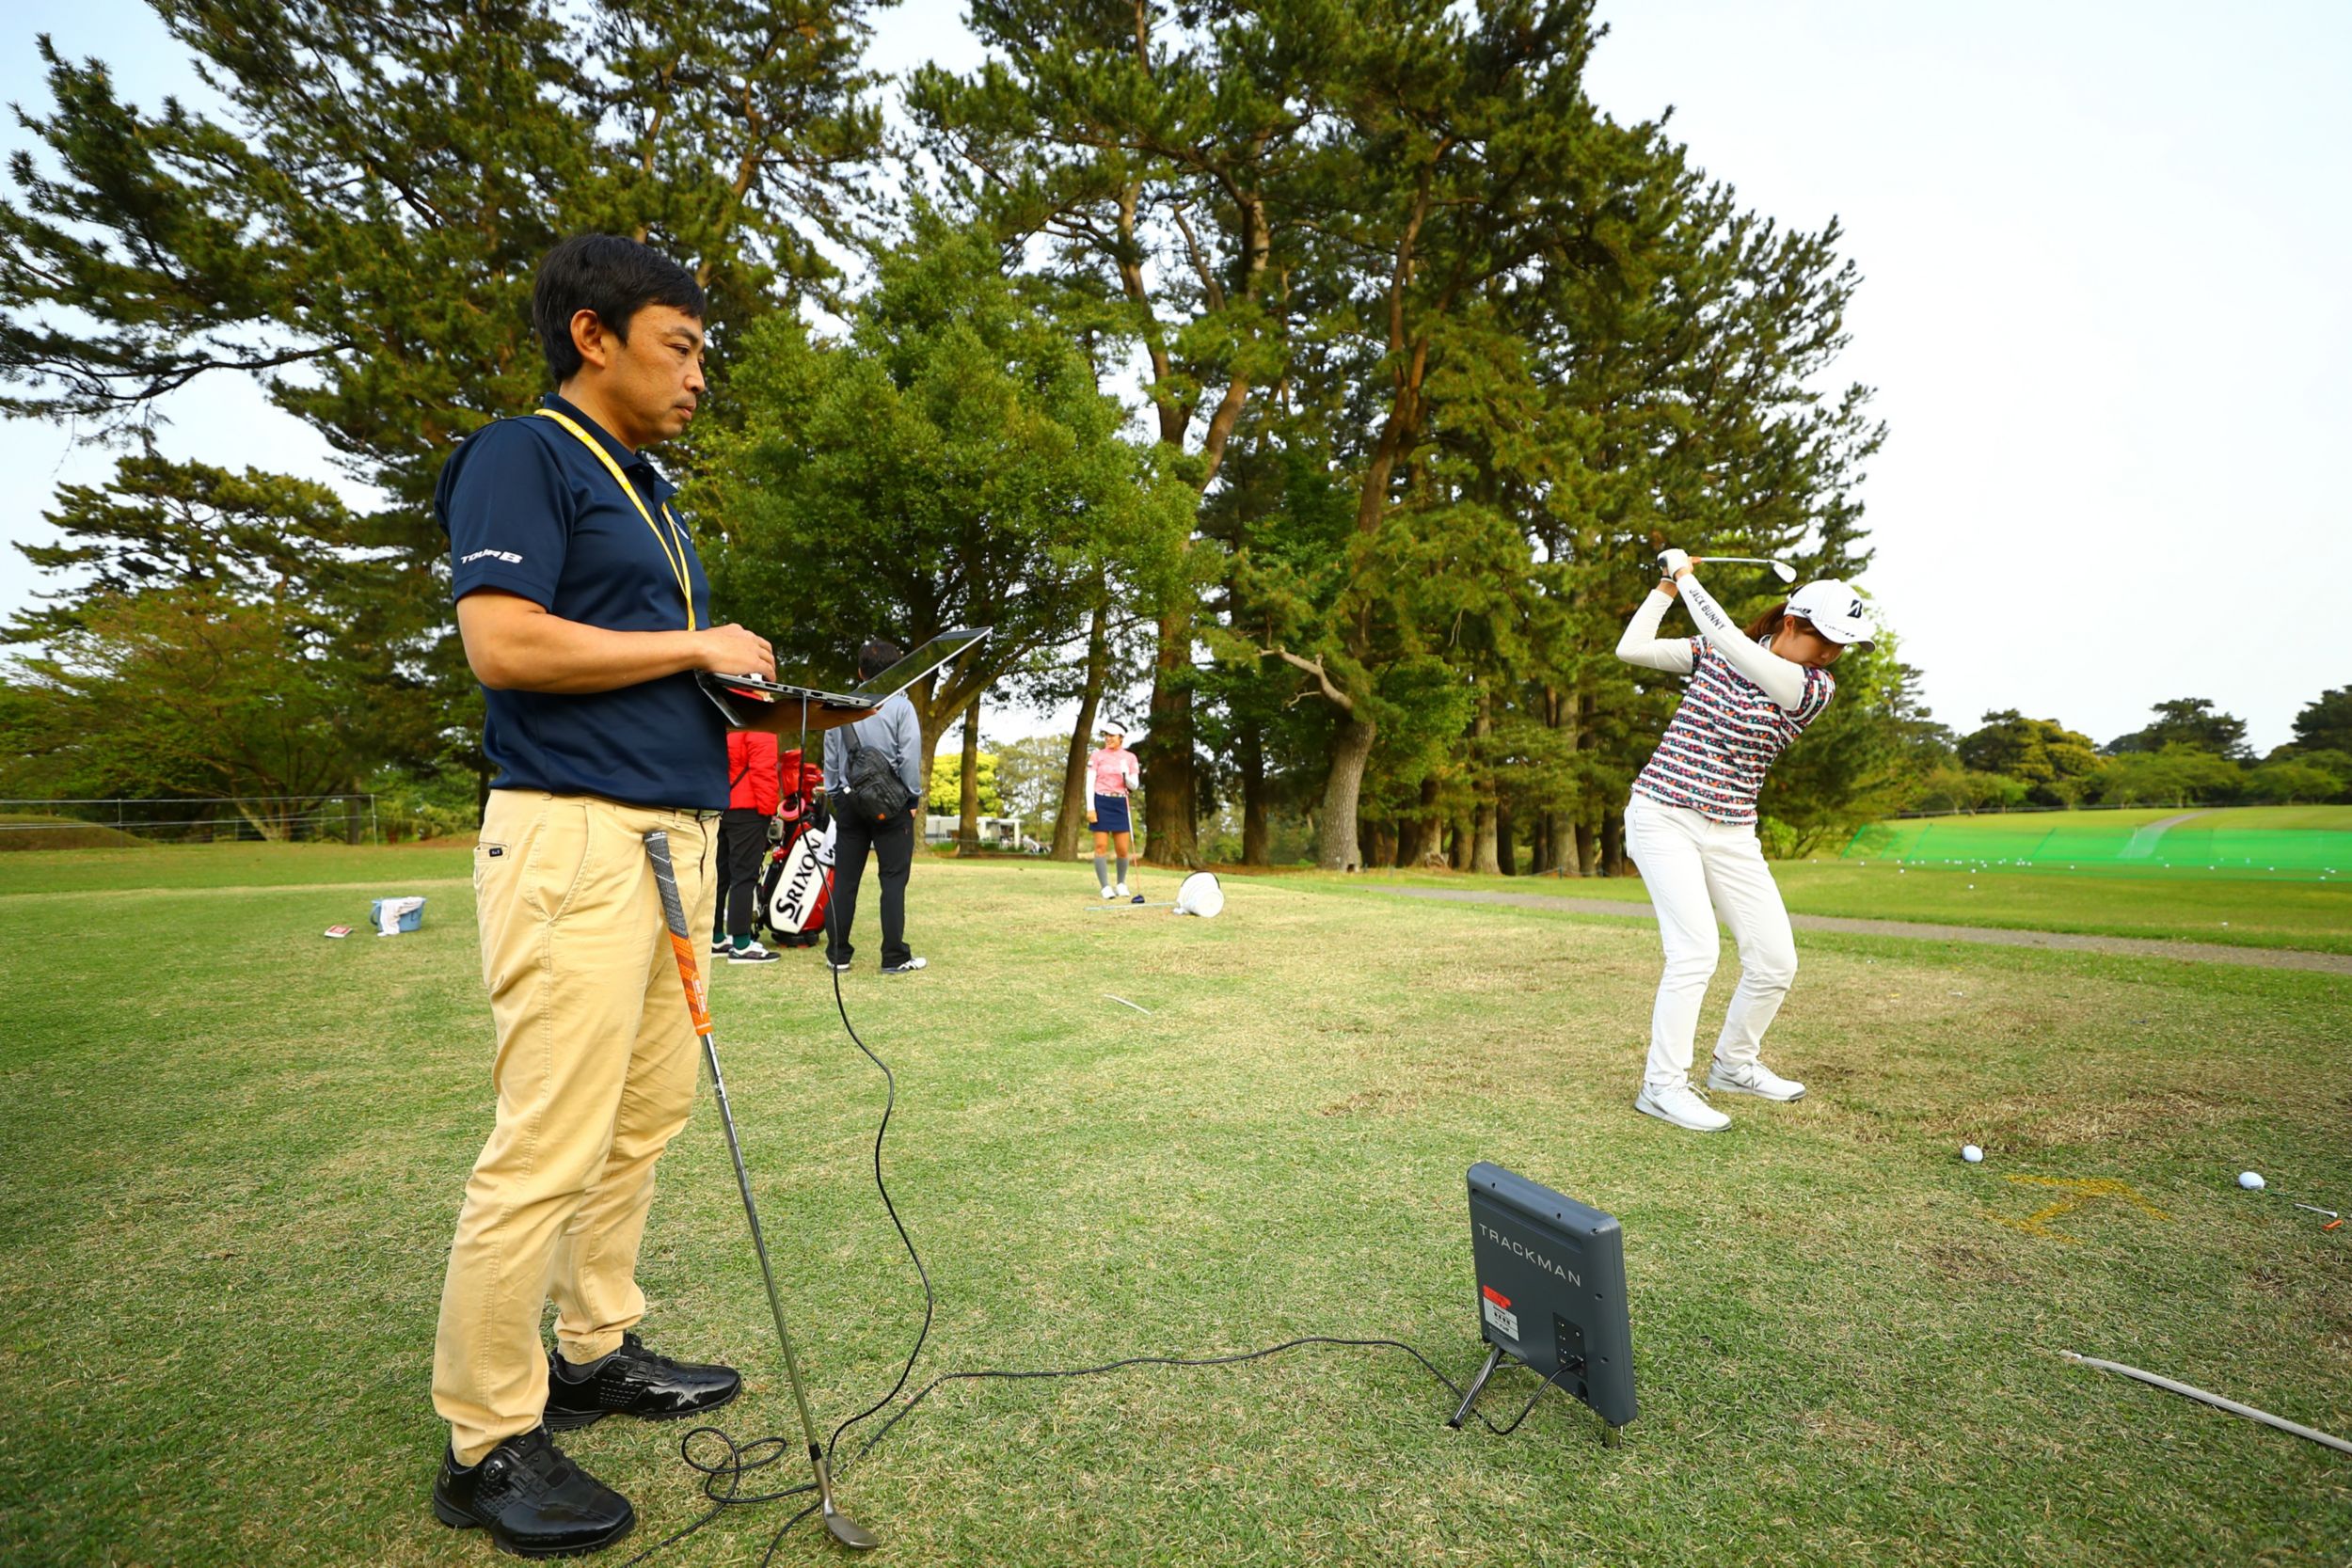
[
  {"xmin": 1613, "ymin": 549, "xmax": 1875, "ymax": 1132},
  {"xmin": 1087, "ymin": 720, "xmax": 1141, "ymax": 899}
]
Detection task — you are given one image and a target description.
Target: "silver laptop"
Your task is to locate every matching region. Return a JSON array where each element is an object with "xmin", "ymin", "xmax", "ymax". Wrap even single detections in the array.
[{"xmin": 695, "ymin": 627, "xmax": 991, "ymax": 728}]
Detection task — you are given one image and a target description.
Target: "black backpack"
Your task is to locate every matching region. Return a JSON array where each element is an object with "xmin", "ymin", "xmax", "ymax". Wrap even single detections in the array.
[{"xmin": 839, "ymin": 721, "xmax": 914, "ymax": 825}]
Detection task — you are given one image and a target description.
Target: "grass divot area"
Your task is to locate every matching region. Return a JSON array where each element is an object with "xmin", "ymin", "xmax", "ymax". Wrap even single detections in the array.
[{"xmin": 1, "ymin": 851, "xmax": 2346, "ymax": 1566}]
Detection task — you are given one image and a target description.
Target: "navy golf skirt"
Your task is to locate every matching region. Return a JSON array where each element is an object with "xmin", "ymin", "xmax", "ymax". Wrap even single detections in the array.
[{"xmin": 1091, "ymin": 793, "xmax": 1132, "ymax": 834}]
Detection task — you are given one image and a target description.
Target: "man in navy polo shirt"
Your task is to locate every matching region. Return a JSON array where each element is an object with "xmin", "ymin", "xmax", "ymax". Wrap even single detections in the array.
[{"xmin": 425, "ymin": 235, "xmax": 860, "ymax": 1559}]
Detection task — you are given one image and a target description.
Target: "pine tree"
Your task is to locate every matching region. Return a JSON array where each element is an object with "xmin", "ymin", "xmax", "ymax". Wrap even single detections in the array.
[{"xmin": 2, "ymin": 0, "xmax": 885, "ymax": 784}]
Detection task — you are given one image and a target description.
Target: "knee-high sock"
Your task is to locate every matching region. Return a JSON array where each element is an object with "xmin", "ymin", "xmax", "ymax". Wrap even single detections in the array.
[
  {"xmin": 1094, "ymin": 853, "xmax": 1111, "ymax": 889},
  {"xmin": 1116, "ymin": 854, "xmax": 1130, "ymax": 884}
]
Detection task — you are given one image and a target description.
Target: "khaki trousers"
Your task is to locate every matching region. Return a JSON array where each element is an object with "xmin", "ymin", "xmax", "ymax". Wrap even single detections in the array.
[{"xmin": 433, "ymin": 790, "xmax": 717, "ymax": 1464}]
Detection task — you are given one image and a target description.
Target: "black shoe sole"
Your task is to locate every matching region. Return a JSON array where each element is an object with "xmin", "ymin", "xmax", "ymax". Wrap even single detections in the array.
[
  {"xmin": 432, "ymin": 1496, "xmax": 636, "ymax": 1560},
  {"xmin": 542, "ymin": 1379, "xmax": 739, "ymax": 1433}
]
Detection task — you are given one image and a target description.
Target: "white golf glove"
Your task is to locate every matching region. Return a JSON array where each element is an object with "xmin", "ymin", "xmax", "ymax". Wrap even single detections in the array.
[{"xmin": 1656, "ymin": 547, "xmax": 1692, "ymax": 579}]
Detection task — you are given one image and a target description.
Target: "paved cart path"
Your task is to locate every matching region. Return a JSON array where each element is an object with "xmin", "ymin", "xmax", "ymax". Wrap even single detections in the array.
[{"xmin": 1372, "ymin": 886, "xmax": 2352, "ymax": 975}]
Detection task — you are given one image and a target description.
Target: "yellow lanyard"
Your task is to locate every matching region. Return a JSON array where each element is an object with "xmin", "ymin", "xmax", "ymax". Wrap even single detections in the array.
[{"xmin": 532, "ymin": 408, "xmax": 697, "ymax": 630}]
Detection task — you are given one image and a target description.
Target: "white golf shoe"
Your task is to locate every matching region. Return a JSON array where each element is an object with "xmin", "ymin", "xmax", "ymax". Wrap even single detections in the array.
[
  {"xmin": 1100, "ymin": 884, "xmax": 1119, "ymax": 900},
  {"xmin": 1708, "ymin": 1059, "xmax": 1806, "ymax": 1101},
  {"xmin": 1114, "ymin": 881, "xmax": 1131, "ymax": 897},
  {"xmin": 1634, "ymin": 1083, "xmax": 1731, "ymax": 1132}
]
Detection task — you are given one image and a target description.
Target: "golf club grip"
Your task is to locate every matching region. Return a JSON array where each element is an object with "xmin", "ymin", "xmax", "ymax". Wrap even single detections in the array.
[
  {"xmin": 643, "ymin": 830, "xmax": 691, "ymax": 938},
  {"xmin": 642, "ymin": 830, "xmax": 713, "ymax": 1037}
]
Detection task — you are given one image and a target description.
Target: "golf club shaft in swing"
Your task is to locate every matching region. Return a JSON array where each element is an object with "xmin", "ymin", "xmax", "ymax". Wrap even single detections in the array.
[
  {"xmin": 1654, "ymin": 552, "xmax": 1799, "ymax": 584},
  {"xmin": 641, "ymin": 830, "xmax": 879, "ymax": 1552}
]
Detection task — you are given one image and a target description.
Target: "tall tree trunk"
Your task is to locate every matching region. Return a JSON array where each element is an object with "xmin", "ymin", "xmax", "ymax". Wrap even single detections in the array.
[
  {"xmin": 1143, "ymin": 606, "xmax": 1197, "ymax": 866},
  {"xmin": 1412, "ymin": 776, "xmax": 1443, "ymax": 866},
  {"xmin": 1602, "ymin": 806, "xmax": 1626, "ymax": 878},
  {"xmin": 1577, "ymin": 816, "xmax": 1598, "ymax": 876},
  {"xmin": 1315, "ymin": 715, "xmax": 1376, "ymax": 870},
  {"xmin": 1449, "ymin": 818, "xmax": 1470, "ymax": 871},
  {"xmin": 1471, "ymin": 800, "xmax": 1500, "ymax": 875},
  {"xmin": 957, "ymin": 692, "xmax": 982, "ymax": 856},
  {"xmin": 1240, "ymin": 721, "xmax": 1269, "ymax": 866},
  {"xmin": 1470, "ymin": 692, "xmax": 1499, "ymax": 874},
  {"xmin": 1543, "ymin": 684, "xmax": 1576, "ymax": 874},
  {"xmin": 1052, "ymin": 595, "xmax": 1111, "ymax": 859},
  {"xmin": 1495, "ymin": 800, "xmax": 1516, "ymax": 877}
]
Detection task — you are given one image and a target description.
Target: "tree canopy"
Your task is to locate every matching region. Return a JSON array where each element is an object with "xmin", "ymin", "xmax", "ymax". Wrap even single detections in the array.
[{"xmin": 8, "ymin": 0, "xmax": 2334, "ymax": 851}]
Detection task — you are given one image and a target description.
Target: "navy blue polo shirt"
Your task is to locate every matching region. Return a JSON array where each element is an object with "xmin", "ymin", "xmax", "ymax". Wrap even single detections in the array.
[{"xmin": 435, "ymin": 394, "xmax": 728, "ymax": 810}]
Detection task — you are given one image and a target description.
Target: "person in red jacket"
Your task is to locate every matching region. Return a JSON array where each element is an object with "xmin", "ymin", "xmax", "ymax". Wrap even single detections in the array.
[{"xmin": 712, "ymin": 729, "xmax": 784, "ymax": 963}]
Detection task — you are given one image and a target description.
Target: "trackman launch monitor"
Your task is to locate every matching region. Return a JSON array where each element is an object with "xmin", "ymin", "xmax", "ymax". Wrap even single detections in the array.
[{"xmin": 1453, "ymin": 1163, "xmax": 1637, "ymax": 1442}]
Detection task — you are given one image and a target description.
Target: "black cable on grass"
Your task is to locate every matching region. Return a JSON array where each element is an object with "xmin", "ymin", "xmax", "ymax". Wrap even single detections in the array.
[
  {"xmin": 839, "ymin": 1338, "xmax": 1571, "ymax": 1465},
  {"xmin": 630, "ymin": 730, "xmax": 1570, "ymax": 1566}
]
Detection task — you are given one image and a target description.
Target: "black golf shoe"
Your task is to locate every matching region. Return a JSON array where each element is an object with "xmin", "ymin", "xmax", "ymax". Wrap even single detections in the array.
[
  {"xmin": 431, "ymin": 1427, "xmax": 634, "ymax": 1559},
  {"xmin": 543, "ymin": 1333, "xmax": 741, "ymax": 1431}
]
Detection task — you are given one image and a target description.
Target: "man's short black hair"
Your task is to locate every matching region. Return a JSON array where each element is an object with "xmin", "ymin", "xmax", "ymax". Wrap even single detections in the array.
[
  {"xmin": 858, "ymin": 641, "xmax": 903, "ymax": 682},
  {"xmin": 532, "ymin": 234, "xmax": 707, "ymax": 385}
]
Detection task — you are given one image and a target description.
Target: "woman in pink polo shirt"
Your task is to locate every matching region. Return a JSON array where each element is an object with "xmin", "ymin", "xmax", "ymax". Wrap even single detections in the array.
[{"xmin": 1086, "ymin": 720, "xmax": 1141, "ymax": 899}]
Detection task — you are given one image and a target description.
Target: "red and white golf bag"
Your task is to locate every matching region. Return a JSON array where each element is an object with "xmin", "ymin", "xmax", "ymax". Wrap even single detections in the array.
[{"xmin": 758, "ymin": 749, "xmax": 834, "ymax": 948}]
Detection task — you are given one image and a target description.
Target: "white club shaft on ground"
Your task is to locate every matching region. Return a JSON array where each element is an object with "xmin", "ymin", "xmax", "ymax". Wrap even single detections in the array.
[{"xmin": 2063, "ymin": 1351, "xmax": 2352, "ymax": 1455}]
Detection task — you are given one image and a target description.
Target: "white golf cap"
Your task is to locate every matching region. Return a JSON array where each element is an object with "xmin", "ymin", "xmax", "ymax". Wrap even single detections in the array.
[
  {"xmin": 1101, "ymin": 717, "xmax": 1128, "ymax": 736},
  {"xmin": 1786, "ymin": 578, "xmax": 1875, "ymax": 649}
]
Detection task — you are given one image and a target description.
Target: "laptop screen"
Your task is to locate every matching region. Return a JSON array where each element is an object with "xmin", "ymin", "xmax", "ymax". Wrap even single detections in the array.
[{"xmin": 849, "ymin": 627, "xmax": 991, "ymax": 702}]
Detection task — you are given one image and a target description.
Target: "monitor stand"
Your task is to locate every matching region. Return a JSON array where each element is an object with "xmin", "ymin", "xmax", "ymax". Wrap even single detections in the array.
[
  {"xmin": 1445, "ymin": 1344, "xmax": 1624, "ymax": 1447},
  {"xmin": 1444, "ymin": 1344, "xmax": 1504, "ymax": 1430}
]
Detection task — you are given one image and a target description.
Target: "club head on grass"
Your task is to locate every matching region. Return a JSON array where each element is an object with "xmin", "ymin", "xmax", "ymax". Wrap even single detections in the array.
[{"xmin": 824, "ymin": 1504, "xmax": 881, "ymax": 1551}]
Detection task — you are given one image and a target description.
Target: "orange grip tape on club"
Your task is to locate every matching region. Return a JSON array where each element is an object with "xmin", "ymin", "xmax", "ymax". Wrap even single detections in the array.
[{"xmin": 666, "ymin": 932, "xmax": 714, "ymax": 1036}]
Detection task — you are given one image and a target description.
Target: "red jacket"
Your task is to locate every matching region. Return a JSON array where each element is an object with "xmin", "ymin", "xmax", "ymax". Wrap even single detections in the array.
[{"xmin": 726, "ymin": 731, "xmax": 782, "ymax": 815}]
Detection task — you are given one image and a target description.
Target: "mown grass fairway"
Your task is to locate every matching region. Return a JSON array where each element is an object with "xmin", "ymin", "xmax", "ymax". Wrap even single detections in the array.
[
  {"xmin": 1369, "ymin": 858, "xmax": 2352, "ymax": 955},
  {"xmin": 1851, "ymin": 804, "xmax": 2352, "ymax": 840},
  {"xmin": 3, "ymin": 847, "xmax": 2348, "ymax": 1566}
]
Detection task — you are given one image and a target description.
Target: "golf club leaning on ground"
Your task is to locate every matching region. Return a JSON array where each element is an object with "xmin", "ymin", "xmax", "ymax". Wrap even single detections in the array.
[{"xmin": 641, "ymin": 829, "xmax": 880, "ymax": 1553}]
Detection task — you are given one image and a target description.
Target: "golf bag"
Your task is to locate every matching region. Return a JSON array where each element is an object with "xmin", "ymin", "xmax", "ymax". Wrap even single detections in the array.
[{"xmin": 758, "ymin": 752, "xmax": 834, "ymax": 948}]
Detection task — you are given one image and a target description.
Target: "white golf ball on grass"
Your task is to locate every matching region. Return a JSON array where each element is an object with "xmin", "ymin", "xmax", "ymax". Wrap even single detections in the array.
[
  {"xmin": 1961, "ymin": 1145, "xmax": 1984, "ymax": 1164},
  {"xmin": 2237, "ymin": 1170, "xmax": 2265, "ymax": 1191}
]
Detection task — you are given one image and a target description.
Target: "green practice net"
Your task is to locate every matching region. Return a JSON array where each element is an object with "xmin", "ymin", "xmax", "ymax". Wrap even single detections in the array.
[{"xmin": 1839, "ymin": 816, "xmax": 2350, "ymax": 882}]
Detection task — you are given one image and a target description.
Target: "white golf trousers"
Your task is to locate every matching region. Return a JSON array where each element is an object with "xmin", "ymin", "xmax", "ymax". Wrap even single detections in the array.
[{"xmin": 1624, "ymin": 796, "xmax": 1799, "ymax": 1091}]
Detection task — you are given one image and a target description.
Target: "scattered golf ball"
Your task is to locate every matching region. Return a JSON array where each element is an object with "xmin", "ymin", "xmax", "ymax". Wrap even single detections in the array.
[
  {"xmin": 2237, "ymin": 1170, "xmax": 2265, "ymax": 1191},
  {"xmin": 1962, "ymin": 1145, "xmax": 1984, "ymax": 1164}
]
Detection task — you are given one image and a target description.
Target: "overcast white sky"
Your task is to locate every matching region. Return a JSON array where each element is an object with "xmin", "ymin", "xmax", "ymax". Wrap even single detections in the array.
[{"xmin": 4, "ymin": 0, "xmax": 2346, "ymax": 750}]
